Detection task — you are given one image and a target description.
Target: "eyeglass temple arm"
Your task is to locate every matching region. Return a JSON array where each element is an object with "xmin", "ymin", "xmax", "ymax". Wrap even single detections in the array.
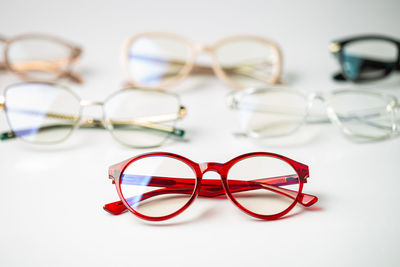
[
  {"xmin": 103, "ymin": 174, "xmax": 318, "ymax": 215},
  {"xmin": 129, "ymin": 54, "xmax": 276, "ymax": 83},
  {"xmin": 120, "ymin": 174, "xmax": 317, "ymax": 203},
  {"xmin": 8, "ymin": 59, "xmax": 83, "ymax": 83},
  {"xmin": 0, "ymin": 107, "xmax": 186, "ymax": 141},
  {"xmin": 332, "ymin": 54, "xmax": 399, "ymax": 81}
]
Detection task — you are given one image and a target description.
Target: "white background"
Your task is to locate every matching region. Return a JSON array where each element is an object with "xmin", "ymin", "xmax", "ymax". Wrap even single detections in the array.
[{"xmin": 0, "ymin": 0, "xmax": 400, "ymax": 266}]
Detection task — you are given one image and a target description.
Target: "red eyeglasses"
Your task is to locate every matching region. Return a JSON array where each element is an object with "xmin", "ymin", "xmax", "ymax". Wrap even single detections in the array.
[{"xmin": 104, "ymin": 152, "xmax": 318, "ymax": 221}]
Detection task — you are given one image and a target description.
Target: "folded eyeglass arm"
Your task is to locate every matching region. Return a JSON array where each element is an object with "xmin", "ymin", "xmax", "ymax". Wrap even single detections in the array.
[
  {"xmin": 10, "ymin": 59, "xmax": 83, "ymax": 83},
  {"xmin": 0, "ymin": 61, "xmax": 6, "ymax": 70},
  {"xmin": 333, "ymin": 54, "xmax": 399, "ymax": 81},
  {"xmin": 103, "ymin": 174, "xmax": 318, "ymax": 215},
  {"xmin": 129, "ymin": 54, "xmax": 276, "ymax": 83},
  {"xmin": 0, "ymin": 106, "xmax": 186, "ymax": 141}
]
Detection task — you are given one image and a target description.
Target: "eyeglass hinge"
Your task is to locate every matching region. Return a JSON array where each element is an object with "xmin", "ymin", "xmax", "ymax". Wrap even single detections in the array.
[
  {"xmin": 0, "ymin": 96, "xmax": 5, "ymax": 110},
  {"xmin": 329, "ymin": 42, "xmax": 341, "ymax": 53},
  {"xmin": 178, "ymin": 106, "xmax": 187, "ymax": 119},
  {"xmin": 72, "ymin": 46, "xmax": 82, "ymax": 59},
  {"xmin": 108, "ymin": 173, "xmax": 116, "ymax": 184}
]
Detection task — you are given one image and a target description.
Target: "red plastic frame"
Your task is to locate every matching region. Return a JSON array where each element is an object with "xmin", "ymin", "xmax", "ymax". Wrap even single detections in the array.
[{"xmin": 104, "ymin": 152, "xmax": 318, "ymax": 221}]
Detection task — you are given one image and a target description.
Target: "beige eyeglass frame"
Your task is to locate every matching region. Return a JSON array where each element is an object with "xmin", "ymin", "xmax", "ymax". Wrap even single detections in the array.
[
  {"xmin": 0, "ymin": 33, "xmax": 82, "ymax": 83},
  {"xmin": 123, "ymin": 32, "xmax": 283, "ymax": 89}
]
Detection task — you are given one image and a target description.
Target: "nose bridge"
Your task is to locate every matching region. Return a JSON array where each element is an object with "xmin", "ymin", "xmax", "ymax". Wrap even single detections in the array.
[
  {"xmin": 80, "ymin": 100, "xmax": 104, "ymax": 107},
  {"xmin": 78, "ymin": 100, "xmax": 105, "ymax": 127},
  {"xmin": 199, "ymin": 162, "xmax": 223, "ymax": 174},
  {"xmin": 194, "ymin": 44, "xmax": 213, "ymax": 54}
]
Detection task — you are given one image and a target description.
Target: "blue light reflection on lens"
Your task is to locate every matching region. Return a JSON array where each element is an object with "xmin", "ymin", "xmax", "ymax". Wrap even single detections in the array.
[
  {"xmin": 6, "ymin": 83, "xmax": 59, "ymax": 141},
  {"xmin": 120, "ymin": 156, "xmax": 165, "ymax": 210},
  {"xmin": 128, "ymin": 38, "xmax": 168, "ymax": 86},
  {"xmin": 121, "ymin": 174, "xmax": 152, "ymax": 209},
  {"xmin": 342, "ymin": 53, "xmax": 363, "ymax": 79}
]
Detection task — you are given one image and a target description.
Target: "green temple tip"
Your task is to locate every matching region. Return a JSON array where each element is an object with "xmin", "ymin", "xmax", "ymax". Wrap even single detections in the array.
[
  {"xmin": 173, "ymin": 128, "xmax": 185, "ymax": 137},
  {"xmin": 0, "ymin": 131, "xmax": 16, "ymax": 141}
]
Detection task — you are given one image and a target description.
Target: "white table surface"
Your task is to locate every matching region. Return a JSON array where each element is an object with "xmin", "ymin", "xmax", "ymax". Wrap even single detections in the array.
[{"xmin": 0, "ymin": 0, "xmax": 400, "ymax": 266}]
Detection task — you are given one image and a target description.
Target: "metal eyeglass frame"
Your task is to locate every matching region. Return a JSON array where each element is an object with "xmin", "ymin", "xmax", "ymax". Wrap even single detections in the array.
[{"xmin": 0, "ymin": 82, "xmax": 187, "ymax": 148}]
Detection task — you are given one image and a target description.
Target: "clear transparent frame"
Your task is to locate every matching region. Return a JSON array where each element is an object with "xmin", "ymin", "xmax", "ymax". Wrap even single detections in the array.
[
  {"xmin": 0, "ymin": 33, "xmax": 82, "ymax": 83},
  {"xmin": 0, "ymin": 82, "xmax": 187, "ymax": 148},
  {"xmin": 228, "ymin": 87, "xmax": 399, "ymax": 142},
  {"xmin": 123, "ymin": 32, "xmax": 283, "ymax": 89}
]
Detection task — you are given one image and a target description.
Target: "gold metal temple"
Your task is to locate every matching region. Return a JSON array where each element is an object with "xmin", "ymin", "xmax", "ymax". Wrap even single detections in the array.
[
  {"xmin": 6, "ymin": 107, "xmax": 184, "ymax": 134},
  {"xmin": 178, "ymin": 106, "xmax": 187, "ymax": 119},
  {"xmin": 0, "ymin": 96, "xmax": 5, "ymax": 110}
]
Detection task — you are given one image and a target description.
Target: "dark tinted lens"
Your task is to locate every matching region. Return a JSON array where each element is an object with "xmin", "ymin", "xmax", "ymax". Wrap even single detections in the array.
[{"xmin": 341, "ymin": 39, "xmax": 398, "ymax": 81}]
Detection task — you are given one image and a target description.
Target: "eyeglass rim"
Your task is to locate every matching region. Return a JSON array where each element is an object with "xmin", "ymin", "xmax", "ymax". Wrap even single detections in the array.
[
  {"xmin": 2, "ymin": 33, "xmax": 82, "ymax": 83},
  {"xmin": 111, "ymin": 151, "xmax": 308, "ymax": 221},
  {"xmin": 102, "ymin": 86, "xmax": 184, "ymax": 148},
  {"xmin": 327, "ymin": 89, "xmax": 398, "ymax": 141},
  {"xmin": 330, "ymin": 34, "xmax": 400, "ymax": 82},
  {"xmin": 3, "ymin": 82, "xmax": 82, "ymax": 145}
]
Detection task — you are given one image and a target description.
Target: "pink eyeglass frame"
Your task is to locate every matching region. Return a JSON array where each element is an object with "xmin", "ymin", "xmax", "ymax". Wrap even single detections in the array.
[
  {"xmin": 104, "ymin": 152, "xmax": 318, "ymax": 221},
  {"xmin": 0, "ymin": 33, "xmax": 82, "ymax": 83}
]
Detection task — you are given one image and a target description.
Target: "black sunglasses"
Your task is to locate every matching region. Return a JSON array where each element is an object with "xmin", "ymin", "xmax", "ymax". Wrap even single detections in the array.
[{"xmin": 330, "ymin": 34, "xmax": 400, "ymax": 82}]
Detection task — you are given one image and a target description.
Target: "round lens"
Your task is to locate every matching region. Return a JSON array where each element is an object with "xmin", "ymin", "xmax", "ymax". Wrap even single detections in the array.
[
  {"xmin": 329, "ymin": 90, "xmax": 395, "ymax": 140},
  {"xmin": 6, "ymin": 36, "xmax": 73, "ymax": 81},
  {"xmin": 227, "ymin": 155, "xmax": 300, "ymax": 216},
  {"xmin": 215, "ymin": 37, "xmax": 281, "ymax": 88},
  {"xmin": 126, "ymin": 34, "xmax": 191, "ymax": 87},
  {"xmin": 232, "ymin": 89, "xmax": 308, "ymax": 137},
  {"xmin": 103, "ymin": 89, "xmax": 182, "ymax": 148},
  {"xmin": 4, "ymin": 83, "xmax": 81, "ymax": 143},
  {"xmin": 119, "ymin": 155, "xmax": 197, "ymax": 218},
  {"xmin": 341, "ymin": 39, "xmax": 398, "ymax": 80}
]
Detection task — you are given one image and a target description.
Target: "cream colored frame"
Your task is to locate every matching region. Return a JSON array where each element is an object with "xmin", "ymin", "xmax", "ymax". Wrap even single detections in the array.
[
  {"xmin": 0, "ymin": 33, "xmax": 82, "ymax": 83},
  {"xmin": 123, "ymin": 32, "xmax": 283, "ymax": 89}
]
